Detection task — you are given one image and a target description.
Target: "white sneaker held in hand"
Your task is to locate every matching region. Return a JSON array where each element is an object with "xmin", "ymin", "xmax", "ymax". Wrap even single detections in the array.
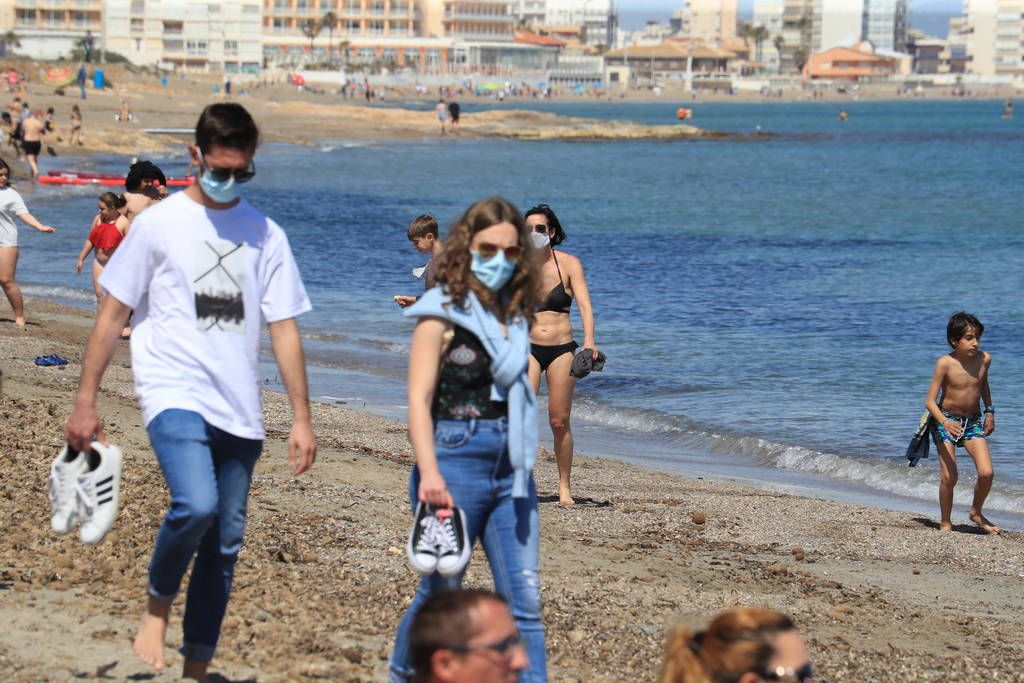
[
  {"xmin": 49, "ymin": 444, "xmax": 87, "ymax": 534},
  {"xmin": 76, "ymin": 441, "xmax": 123, "ymax": 545}
]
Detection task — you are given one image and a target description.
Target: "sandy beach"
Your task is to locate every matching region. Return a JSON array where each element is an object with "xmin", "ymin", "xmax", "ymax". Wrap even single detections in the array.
[{"xmin": 2, "ymin": 298, "xmax": 1024, "ymax": 682}]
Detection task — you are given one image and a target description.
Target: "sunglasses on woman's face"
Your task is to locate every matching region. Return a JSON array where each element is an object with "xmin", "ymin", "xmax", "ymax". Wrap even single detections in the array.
[
  {"xmin": 473, "ymin": 242, "xmax": 523, "ymax": 262},
  {"xmin": 531, "ymin": 224, "xmax": 549, "ymax": 233}
]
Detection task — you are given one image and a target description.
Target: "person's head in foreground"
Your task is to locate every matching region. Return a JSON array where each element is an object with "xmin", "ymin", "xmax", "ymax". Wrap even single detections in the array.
[
  {"xmin": 434, "ymin": 197, "xmax": 538, "ymax": 321},
  {"xmin": 189, "ymin": 102, "xmax": 259, "ymax": 206},
  {"xmin": 660, "ymin": 608, "xmax": 812, "ymax": 683},
  {"xmin": 407, "ymin": 213, "xmax": 440, "ymax": 254},
  {"xmin": 947, "ymin": 311, "xmax": 984, "ymax": 353},
  {"xmin": 410, "ymin": 589, "xmax": 527, "ymax": 683}
]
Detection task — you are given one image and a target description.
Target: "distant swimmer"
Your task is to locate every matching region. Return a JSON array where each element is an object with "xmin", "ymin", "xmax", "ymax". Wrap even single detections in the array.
[
  {"xmin": 838, "ymin": 109, "xmax": 848, "ymax": 122},
  {"xmin": 676, "ymin": 106, "xmax": 692, "ymax": 121},
  {"xmin": 1002, "ymin": 98, "xmax": 1013, "ymax": 119}
]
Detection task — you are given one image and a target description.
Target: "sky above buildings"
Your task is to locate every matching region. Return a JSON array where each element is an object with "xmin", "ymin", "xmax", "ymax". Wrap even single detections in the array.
[{"xmin": 619, "ymin": 0, "xmax": 960, "ymax": 36}]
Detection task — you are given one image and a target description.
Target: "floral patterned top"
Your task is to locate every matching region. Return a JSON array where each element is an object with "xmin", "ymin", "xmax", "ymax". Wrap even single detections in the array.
[{"xmin": 432, "ymin": 325, "xmax": 507, "ymax": 420}]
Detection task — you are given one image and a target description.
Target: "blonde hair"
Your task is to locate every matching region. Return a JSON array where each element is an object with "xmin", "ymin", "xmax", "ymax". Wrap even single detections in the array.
[
  {"xmin": 660, "ymin": 608, "xmax": 796, "ymax": 683},
  {"xmin": 433, "ymin": 197, "xmax": 537, "ymax": 324}
]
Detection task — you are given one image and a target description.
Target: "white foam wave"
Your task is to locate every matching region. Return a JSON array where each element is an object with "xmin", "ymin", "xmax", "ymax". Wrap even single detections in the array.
[
  {"xmin": 22, "ymin": 283, "xmax": 95, "ymax": 304},
  {"xmin": 575, "ymin": 399, "xmax": 1024, "ymax": 514}
]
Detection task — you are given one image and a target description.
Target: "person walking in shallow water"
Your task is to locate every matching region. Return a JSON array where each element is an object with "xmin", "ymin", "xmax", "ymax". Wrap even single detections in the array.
[
  {"xmin": 65, "ymin": 103, "xmax": 316, "ymax": 681},
  {"xmin": 0, "ymin": 157, "xmax": 56, "ymax": 326}
]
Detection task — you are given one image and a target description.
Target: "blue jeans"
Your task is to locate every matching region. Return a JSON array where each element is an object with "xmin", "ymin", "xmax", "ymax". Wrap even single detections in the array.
[
  {"xmin": 389, "ymin": 418, "xmax": 546, "ymax": 683},
  {"xmin": 145, "ymin": 409, "xmax": 262, "ymax": 662}
]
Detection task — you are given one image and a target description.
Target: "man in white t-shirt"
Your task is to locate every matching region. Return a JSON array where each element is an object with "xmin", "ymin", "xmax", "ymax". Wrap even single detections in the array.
[{"xmin": 65, "ymin": 103, "xmax": 317, "ymax": 681}]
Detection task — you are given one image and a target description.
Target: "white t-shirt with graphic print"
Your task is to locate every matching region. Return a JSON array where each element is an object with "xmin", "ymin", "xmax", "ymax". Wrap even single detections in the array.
[{"xmin": 100, "ymin": 191, "xmax": 311, "ymax": 440}]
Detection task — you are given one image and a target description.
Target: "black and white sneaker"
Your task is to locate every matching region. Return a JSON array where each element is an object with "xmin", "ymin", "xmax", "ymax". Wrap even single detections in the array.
[
  {"xmin": 434, "ymin": 507, "xmax": 470, "ymax": 578},
  {"xmin": 76, "ymin": 442, "xmax": 123, "ymax": 545},
  {"xmin": 49, "ymin": 445, "xmax": 87, "ymax": 534},
  {"xmin": 407, "ymin": 502, "xmax": 441, "ymax": 575}
]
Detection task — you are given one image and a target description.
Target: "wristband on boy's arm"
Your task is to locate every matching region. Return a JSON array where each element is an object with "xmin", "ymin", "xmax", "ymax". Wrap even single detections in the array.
[{"xmin": 984, "ymin": 406, "xmax": 995, "ymax": 414}]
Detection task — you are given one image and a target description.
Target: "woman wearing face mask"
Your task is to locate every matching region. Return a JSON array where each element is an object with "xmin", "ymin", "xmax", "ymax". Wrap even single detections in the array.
[
  {"xmin": 660, "ymin": 608, "xmax": 814, "ymax": 683},
  {"xmin": 389, "ymin": 197, "xmax": 546, "ymax": 683},
  {"xmin": 524, "ymin": 204, "xmax": 597, "ymax": 506}
]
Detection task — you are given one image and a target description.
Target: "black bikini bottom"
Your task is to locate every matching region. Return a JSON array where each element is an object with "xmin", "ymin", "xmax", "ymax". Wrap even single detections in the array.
[{"xmin": 530, "ymin": 341, "xmax": 579, "ymax": 372}]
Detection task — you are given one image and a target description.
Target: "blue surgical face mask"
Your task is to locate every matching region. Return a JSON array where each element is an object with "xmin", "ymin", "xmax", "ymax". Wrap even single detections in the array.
[
  {"xmin": 198, "ymin": 168, "xmax": 239, "ymax": 204},
  {"xmin": 471, "ymin": 251, "xmax": 517, "ymax": 292}
]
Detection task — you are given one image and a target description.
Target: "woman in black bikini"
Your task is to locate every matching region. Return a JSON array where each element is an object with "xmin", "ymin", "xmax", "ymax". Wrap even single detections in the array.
[{"xmin": 525, "ymin": 204, "xmax": 597, "ymax": 506}]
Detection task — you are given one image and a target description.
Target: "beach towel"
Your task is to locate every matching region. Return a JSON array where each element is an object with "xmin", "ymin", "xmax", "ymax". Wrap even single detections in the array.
[
  {"xmin": 906, "ymin": 411, "xmax": 934, "ymax": 467},
  {"xmin": 570, "ymin": 348, "xmax": 607, "ymax": 379}
]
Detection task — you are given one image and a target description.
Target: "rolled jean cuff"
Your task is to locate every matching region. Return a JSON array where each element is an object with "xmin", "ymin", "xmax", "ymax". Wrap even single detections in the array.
[
  {"xmin": 180, "ymin": 641, "xmax": 216, "ymax": 662},
  {"xmin": 147, "ymin": 584, "xmax": 177, "ymax": 604}
]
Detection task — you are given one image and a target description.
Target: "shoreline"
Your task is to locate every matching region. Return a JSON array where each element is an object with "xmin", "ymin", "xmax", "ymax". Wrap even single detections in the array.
[{"xmin": 2, "ymin": 298, "xmax": 1024, "ymax": 680}]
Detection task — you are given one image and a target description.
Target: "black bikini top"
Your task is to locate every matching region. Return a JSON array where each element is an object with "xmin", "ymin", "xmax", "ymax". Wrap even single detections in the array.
[{"xmin": 538, "ymin": 251, "xmax": 572, "ymax": 314}]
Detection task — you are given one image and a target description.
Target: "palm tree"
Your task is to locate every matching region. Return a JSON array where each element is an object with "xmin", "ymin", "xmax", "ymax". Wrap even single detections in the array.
[
  {"xmin": 4, "ymin": 30, "xmax": 20, "ymax": 52},
  {"xmin": 793, "ymin": 47, "xmax": 808, "ymax": 73},
  {"xmin": 752, "ymin": 25, "xmax": 770, "ymax": 65},
  {"xmin": 737, "ymin": 21, "xmax": 753, "ymax": 57},
  {"xmin": 301, "ymin": 18, "xmax": 322, "ymax": 58},
  {"xmin": 339, "ymin": 39, "xmax": 351, "ymax": 68},
  {"xmin": 321, "ymin": 11, "xmax": 338, "ymax": 63},
  {"xmin": 773, "ymin": 35, "xmax": 785, "ymax": 72}
]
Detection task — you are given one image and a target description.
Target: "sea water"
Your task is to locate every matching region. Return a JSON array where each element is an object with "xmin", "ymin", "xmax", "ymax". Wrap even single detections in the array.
[{"xmin": 14, "ymin": 99, "xmax": 1024, "ymax": 525}]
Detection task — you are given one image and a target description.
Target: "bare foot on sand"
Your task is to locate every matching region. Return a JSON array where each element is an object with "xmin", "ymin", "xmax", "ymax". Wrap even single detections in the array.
[
  {"xmin": 120, "ymin": 326, "xmax": 132, "ymax": 339},
  {"xmin": 14, "ymin": 316, "xmax": 25, "ymax": 327},
  {"xmin": 183, "ymin": 658, "xmax": 209, "ymax": 682},
  {"xmin": 969, "ymin": 511, "xmax": 1000, "ymax": 534},
  {"xmin": 939, "ymin": 521, "xmax": 954, "ymax": 532},
  {"xmin": 133, "ymin": 599, "xmax": 171, "ymax": 671},
  {"xmin": 559, "ymin": 488, "xmax": 576, "ymax": 506}
]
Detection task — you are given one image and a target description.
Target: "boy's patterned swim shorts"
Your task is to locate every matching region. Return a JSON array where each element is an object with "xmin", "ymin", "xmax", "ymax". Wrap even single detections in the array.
[{"xmin": 933, "ymin": 411, "xmax": 986, "ymax": 446}]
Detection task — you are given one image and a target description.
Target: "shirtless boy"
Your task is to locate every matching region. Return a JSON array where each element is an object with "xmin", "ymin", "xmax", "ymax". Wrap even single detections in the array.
[
  {"xmin": 394, "ymin": 214, "xmax": 441, "ymax": 308},
  {"xmin": 925, "ymin": 311, "xmax": 999, "ymax": 534}
]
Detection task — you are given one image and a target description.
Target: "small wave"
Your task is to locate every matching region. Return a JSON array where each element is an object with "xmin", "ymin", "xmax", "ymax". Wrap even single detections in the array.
[
  {"xmin": 22, "ymin": 283, "xmax": 95, "ymax": 304},
  {"xmin": 574, "ymin": 399, "xmax": 1024, "ymax": 513}
]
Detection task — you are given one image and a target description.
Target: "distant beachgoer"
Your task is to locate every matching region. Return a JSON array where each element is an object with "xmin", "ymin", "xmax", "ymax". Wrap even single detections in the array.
[
  {"xmin": 447, "ymin": 100, "xmax": 461, "ymax": 133},
  {"xmin": 75, "ymin": 192, "xmax": 129, "ymax": 314},
  {"xmin": 117, "ymin": 100, "xmax": 134, "ymax": 124},
  {"xmin": 395, "ymin": 214, "xmax": 442, "ymax": 308},
  {"xmin": 2, "ymin": 112, "xmax": 15, "ymax": 155},
  {"xmin": 64, "ymin": 102, "xmax": 315, "ymax": 680},
  {"xmin": 436, "ymin": 99, "xmax": 448, "ymax": 135},
  {"xmin": 44, "ymin": 106, "xmax": 59, "ymax": 141},
  {"xmin": 77, "ymin": 64, "xmax": 87, "ymax": 99},
  {"xmin": 70, "ymin": 104, "xmax": 83, "ymax": 146},
  {"xmin": 660, "ymin": 608, "xmax": 812, "ymax": 683},
  {"xmin": 1002, "ymin": 98, "xmax": 1013, "ymax": 119},
  {"xmin": 20, "ymin": 109, "xmax": 44, "ymax": 178},
  {"xmin": 525, "ymin": 204, "xmax": 598, "ymax": 506},
  {"xmin": 123, "ymin": 160, "xmax": 165, "ymax": 223},
  {"xmin": 410, "ymin": 589, "xmax": 528, "ymax": 683},
  {"xmin": 225, "ymin": 78, "xmax": 232, "ymax": 96},
  {"xmin": 390, "ymin": 197, "xmax": 545, "ymax": 683},
  {"xmin": 838, "ymin": 109, "xmax": 848, "ymax": 122},
  {"xmin": 925, "ymin": 311, "xmax": 999, "ymax": 534},
  {"xmin": 0, "ymin": 157, "xmax": 56, "ymax": 327}
]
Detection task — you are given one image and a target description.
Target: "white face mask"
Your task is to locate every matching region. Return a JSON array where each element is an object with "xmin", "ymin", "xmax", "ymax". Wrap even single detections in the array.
[{"xmin": 530, "ymin": 232, "xmax": 550, "ymax": 249}]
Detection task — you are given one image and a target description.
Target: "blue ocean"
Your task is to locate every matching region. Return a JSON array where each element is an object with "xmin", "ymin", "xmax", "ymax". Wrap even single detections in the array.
[{"xmin": 14, "ymin": 99, "xmax": 1024, "ymax": 525}]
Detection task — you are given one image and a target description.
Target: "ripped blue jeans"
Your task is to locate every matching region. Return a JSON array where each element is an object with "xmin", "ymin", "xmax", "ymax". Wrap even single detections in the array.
[{"xmin": 389, "ymin": 418, "xmax": 546, "ymax": 682}]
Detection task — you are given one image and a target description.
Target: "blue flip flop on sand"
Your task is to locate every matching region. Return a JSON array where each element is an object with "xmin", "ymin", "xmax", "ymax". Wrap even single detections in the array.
[{"xmin": 34, "ymin": 354, "xmax": 69, "ymax": 367}]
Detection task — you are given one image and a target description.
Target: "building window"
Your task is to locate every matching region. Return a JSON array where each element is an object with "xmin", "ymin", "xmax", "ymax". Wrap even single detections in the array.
[
  {"xmin": 225, "ymin": 40, "xmax": 238, "ymax": 55},
  {"xmin": 186, "ymin": 40, "xmax": 209, "ymax": 55},
  {"xmin": 382, "ymin": 47, "xmax": 397, "ymax": 61},
  {"xmin": 15, "ymin": 10, "xmax": 36, "ymax": 26},
  {"xmin": 426, "ymin": 48, "xmax": 440, "ymax": 65},
  {"xmin": 243, "ymin": 4, "xmax": 259, "ymax": 13}
]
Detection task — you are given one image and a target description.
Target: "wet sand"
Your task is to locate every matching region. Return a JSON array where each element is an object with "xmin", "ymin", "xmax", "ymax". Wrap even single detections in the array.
[{"xmin": 1, "ymin": 299, "xmax": 1023, "ymax": 681}]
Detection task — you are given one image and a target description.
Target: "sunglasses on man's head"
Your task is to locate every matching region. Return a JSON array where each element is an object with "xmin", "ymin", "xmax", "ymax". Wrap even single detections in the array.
[{"xmin": 473, "ymin": 242, "xmax": 523, "ymax": 262}]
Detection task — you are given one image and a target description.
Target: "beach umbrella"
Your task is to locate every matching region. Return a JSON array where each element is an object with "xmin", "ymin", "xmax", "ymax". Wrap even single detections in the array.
[
  {"xmin": 39, "ymin": 65, "xmax": 76, "ymax": 87},
  {"xmin": 479, "ymin": 83, "xmax": 499, "ymax": 91}
]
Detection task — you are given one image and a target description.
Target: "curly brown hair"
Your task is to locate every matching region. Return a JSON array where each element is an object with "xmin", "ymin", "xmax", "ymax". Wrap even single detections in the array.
[{"xmin": 433, "ymin": 197, "xmax": 538, "ymax": 324}]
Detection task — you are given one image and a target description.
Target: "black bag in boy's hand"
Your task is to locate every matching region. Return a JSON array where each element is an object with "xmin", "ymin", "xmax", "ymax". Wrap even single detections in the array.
[{"xmin": 906, "ymin": 411, "xmax": 934, "ymax": 467}]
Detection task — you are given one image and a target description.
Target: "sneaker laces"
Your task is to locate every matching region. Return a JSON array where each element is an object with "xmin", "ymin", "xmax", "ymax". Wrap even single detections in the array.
[
  {"xmin": 435, "ymin": 516, "xmax": 460, "ymax": 556},
  {"xmin": 415, "ymin": 515, "xmax": 443, "ymax": 554},
  {"xmin": 48, "ymin": 461, "xmax": 76, "ymax": 511},
  {"xmin": 73, "ymin": 476, "xmax": 97, "ymax": 518}
]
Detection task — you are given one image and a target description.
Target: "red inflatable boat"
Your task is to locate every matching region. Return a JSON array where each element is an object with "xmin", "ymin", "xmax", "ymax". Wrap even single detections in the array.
[{"xmin": 39, "ymin": 171, "xmax": 195, "ymax": 187}]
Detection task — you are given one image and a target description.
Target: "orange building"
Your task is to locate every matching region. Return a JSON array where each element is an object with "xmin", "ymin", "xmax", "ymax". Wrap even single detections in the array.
[{"xmin": 802, "ymin": 41, "xmax": 898, "ymax": 80}]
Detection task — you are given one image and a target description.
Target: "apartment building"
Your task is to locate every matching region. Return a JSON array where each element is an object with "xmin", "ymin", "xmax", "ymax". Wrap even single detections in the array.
[
  {"xmin": 861, "ymin": 0, "xmax": 908, "ymax": 51},
  {"xmin": 263, "ymin": 0, "xmax": 436, "ymax": 67},
  {"xmin": 0, "ymin": 0, "xmax": 102, "ymax": 60},
  {"xmin": 415, "ymin": 0, "xmax": 514, "ymax": 41},
  {"xmin": 103, "ymin": 0, "xmax": 262, "ymax": 71},
  {"xmin": 544, "ymin": 0, "xmax": 617, "ymax": 48},
  {"xmin": 677, "ymin": 0, "xmax": 737, "ymax": 45},
  {"xmin": 752, "ymin": 0, "xmax": 783, "ymax": 71},
  {"xmin": 779, "ymin": 0, "xmax": 814, "ymax": 72},
  {"xmin": 814, "ymin": 0, "xmax": 863, "ymax": 50},
  {"xmin": 511, "ymin": 0, "xmax": 544, "ymax": 27},
  {"xmin": 963, "ymin": 0, "xmax": 1023, "ymax": 77}
]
